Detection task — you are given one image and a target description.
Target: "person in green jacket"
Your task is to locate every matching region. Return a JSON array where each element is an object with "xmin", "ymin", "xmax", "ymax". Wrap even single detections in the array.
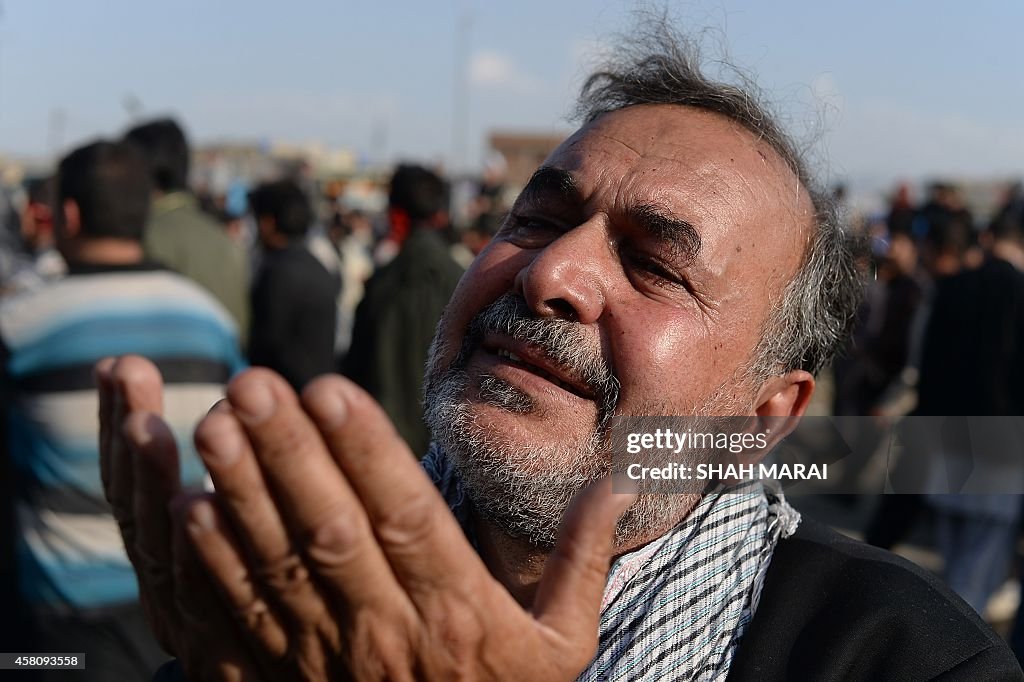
[{"xmin": 124, "ymin": 118, "xmax": 250, "ymax": 344}]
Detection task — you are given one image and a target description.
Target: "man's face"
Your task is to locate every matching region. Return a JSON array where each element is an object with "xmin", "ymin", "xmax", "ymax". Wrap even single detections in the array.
[{"xmin": 425, "ymin": 104, "xmax": 811, "ymax": 548}]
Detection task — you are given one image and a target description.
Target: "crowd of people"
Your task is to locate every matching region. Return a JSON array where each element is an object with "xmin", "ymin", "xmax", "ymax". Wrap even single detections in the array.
[
  {"xmin": 0, "ymin": 42, "xmax": 1022, "ymax": 678},
  {"xmin": 0, "ymin": 116, "xmax": 508, "ymax": 679},
  {"xmin": 831, "ymin": 178, "xmax": 1024, "ymax": 643}
]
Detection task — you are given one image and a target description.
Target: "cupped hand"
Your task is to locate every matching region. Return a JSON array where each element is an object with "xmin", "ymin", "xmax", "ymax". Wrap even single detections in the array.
[{"xmin": 99, "ymin": 357, "xmax": 634, "ymax": 681}]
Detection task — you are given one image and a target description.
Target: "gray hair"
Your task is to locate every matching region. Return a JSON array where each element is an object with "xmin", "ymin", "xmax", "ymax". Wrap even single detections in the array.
[{"xmin": 574, "ymin": 18, "xmax": 864, "ymax": 377}]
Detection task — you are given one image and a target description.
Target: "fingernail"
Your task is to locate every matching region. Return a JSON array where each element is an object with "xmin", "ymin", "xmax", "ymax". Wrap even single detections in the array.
[
  {"xmin": 232, "ymin": 378, "xmax": 276, "ymax": 423},
  {"xmin": 187, "ymin": 500, "xmax": 216, "ymax": 536},
  {"xmin": 306, "ymin": 386, "xmax": 347, "ymax": 431},
  {"xmin": 94, "ymin": 357, "xmax": 115, "ymax": 382},
  {"xmin": 197, "ymin": 416, "xmax": 243, "ymax": 467}
]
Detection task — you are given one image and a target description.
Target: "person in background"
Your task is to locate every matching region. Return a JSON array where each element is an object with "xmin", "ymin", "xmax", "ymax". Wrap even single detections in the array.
[
  {"xmin": 343, "ymin": 164, "xmax": 465, "ymax": 456},
  {"xmin": 0, "ymin": 177, "xmax": 66, "ymax": 295},
  {"xmin": 328, "ymin": 208, "xmax": 375, "ymax": 356},
  {"xmin": 887, "ymin": 183, "xmax": 916, "ymax": 237},
  {"xmin": 247, "ymin": 179, "xmax": 340, "ymax": 391},
  {"xmin": 862, "ymin": 211, "xmax": 975, "ymax": 550},
  {"xmin": 918, "ymin": 212, "xmax": 1024, "ymax": 615},
  {"xmin": 0, "ymin": 140, "xmax": 244, "ymax": 681},
  {"xmin": 124, "ymin": 118, "xmax": 250, "ymax": 344}
]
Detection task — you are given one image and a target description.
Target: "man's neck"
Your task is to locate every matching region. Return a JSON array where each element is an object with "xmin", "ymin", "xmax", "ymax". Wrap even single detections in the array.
[
  {"xmin": 471, "ymin": 506, "xmax": 691, "ymax": 608},
  {"xmin": 62, "ymin": 238, "xmax": 144, "ymax": 266},
  {"xmin": 472, "ymin": 515, "xmax": 550, "ymax": 606}
]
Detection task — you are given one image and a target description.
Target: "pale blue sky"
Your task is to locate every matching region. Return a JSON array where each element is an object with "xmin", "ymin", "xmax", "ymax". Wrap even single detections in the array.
[{"xmin": 1, "ymin": 1, "xmax": 1022, "ymax": 185}]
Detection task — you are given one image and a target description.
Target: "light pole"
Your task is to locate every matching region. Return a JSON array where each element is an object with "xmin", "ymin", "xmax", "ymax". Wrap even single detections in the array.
[{"xmin": 451, "ymin": 2, "xmax": 473, "ymax": 175}]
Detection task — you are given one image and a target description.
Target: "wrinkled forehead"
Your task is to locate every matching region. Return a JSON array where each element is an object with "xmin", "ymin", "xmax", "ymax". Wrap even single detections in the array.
[{"xmin": 543, "ymin": 105, "xmax": 814, "ymax": 247}]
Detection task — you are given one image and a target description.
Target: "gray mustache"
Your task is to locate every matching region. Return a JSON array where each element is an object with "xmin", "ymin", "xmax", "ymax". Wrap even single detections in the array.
[{"xmin": 459, "ymin": 293, "xmax": 620, "ymax": 423}]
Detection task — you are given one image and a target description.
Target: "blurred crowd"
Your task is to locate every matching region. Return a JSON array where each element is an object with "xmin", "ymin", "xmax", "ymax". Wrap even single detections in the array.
[
  {"xmin": 826, "ymin": 177, "xmax": 1024, "ymax": 651},
  {"xmin": 0, "ymin": 117, "xmax": 510, "ymax": 679},
  {"xmin": 1, "ymin": 113, "xmax": 1024, "ymax": 677}
]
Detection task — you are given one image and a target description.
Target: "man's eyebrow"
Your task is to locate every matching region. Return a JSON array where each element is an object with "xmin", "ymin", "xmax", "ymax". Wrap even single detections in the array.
[
  {"xmin": 518, "ymin": 166, "xmax": 581, "ymax": 205},
  {"xmin": 517, "ymin": 169, "xmax": 701, "ymax": 263},
  {"xmin": 631, "ymin": 202, "xmax": 702, "ymax": 263}
]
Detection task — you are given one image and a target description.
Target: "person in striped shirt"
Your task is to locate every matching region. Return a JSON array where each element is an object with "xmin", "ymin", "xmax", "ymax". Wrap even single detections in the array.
[{"xmin": 0, "ymin": 139, "xmax": 244, "ymax": 681}]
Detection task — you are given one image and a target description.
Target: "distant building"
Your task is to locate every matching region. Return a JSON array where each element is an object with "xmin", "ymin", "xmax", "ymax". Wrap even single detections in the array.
[{"xmin": 487, "ymin": 131, "xmax": 567, "ymax": 189}]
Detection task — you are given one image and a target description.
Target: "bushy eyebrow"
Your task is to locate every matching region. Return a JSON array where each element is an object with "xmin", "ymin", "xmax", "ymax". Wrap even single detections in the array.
[
  {"xmin": 517, "ymin": 166, "xmax": 702, "ymax": 264},
  {"xmin": 631, "ymin": 202, "xmax": 702, "ymax": 264},
  {"xmin": 517, "ymin": 166, "xmax": 581, "ymax": 206}
]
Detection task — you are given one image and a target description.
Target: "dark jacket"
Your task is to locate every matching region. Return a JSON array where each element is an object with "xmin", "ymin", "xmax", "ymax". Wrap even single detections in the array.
[
  {"xmin": 916, "ymin": 257, "xmax": 1024, "ymax": 416},
  {"xmin": 730, "ymin": 518, "xmax": 1021, "ymax": 680},
  {"xmin": 343, "ymin": 229, "xmax": 464, "ymax": 456},
  {"xmin": 249, "ymin": 242, "xmax": 340, "ymax": 391}
]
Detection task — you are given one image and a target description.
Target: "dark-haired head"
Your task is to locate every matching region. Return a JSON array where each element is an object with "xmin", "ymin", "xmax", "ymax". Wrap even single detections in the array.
[
  {"xmin": 389, "ymin": 164, "xmax": 449, "ymax": 225},
  {"xmin": 124, "ymin": 118, "xmax": 190, "ymax": 193},
  {"xmin": 55, "ymin": 139, "xmax": 152, "ymax": 244},
  {"xmin": 248, "ymin": 180, "xmax": 313, "ymax": 249}
]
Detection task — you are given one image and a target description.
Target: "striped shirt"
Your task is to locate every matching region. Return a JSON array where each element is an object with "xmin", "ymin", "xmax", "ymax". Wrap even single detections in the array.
[{"xmin": 1, "ymin": 263, "xmax": 245, "ymax": 611}]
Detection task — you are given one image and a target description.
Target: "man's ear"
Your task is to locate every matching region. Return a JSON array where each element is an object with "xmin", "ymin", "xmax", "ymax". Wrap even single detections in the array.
[
  {"xmin": 749, "ymin": 370, "xmax": 815, "ymax": 453},
  {"xmin": 61, "ymin": 199, "xmax": 81, "ymax": 240},
  {"xmin": 754, "ymin": 370, "xmax": 815, "ymax": 418},
  {"xmin": 718, "ymin": 370, "xmax": 816, "ymax": 477}
]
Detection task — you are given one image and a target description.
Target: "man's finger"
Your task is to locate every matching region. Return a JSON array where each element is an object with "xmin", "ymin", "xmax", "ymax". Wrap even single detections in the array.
[
  {"xmin": 170, "ymin": 493, "xmax": 268, "ymax": 682},
  {"xmin": 184, "ymin": 496, "xmax": 289, "ymax": 660},
  {"xmin": 126, "ymin": 411, "xmax": 181, "ymax": 567},
  {"xmin": 124, "ymin": 411, "xmax": 183, "ymax": 653},
  {"xmin": 96, "ymin": 356, "xmax": 116, "ymax": 496},
  {"xmin": 300, "ymin": 375, "xmax": 486, "ymax": 596},
  {"xmin": 194, "ymin": 404, "xmax": 356, "ymax": 635},
  {"xmin": 106, "ymin": 356, "xmax": 165, "ymax": 515},
  {"xmin": 218, "ymin": 370, "xmax": 414, "ymax": 615},
  {"xmin": 532, "ymin": 479, "xmax": 636, "ymax": 643}
]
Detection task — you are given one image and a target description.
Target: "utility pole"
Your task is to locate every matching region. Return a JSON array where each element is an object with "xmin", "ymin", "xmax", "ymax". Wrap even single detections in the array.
[
  {"xmin": 450, "ymin": 2, "xmax": 473, "ymax": 175},
  {"xmin": 123, "ymin": 93, "xmax": 143, "ymax": 123},
  {"xmin": 47, "ymin": 108, "xmax": 66, "ymax": 157}
]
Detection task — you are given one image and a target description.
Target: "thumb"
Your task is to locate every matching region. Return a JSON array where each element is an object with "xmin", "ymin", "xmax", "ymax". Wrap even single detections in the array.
[{"xmin": 532, "ymin": 476, "xmax": 636, "ymax": 640}]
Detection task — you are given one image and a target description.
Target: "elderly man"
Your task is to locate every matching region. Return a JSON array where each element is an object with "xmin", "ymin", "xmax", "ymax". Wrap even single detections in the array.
[{"xmin": 99, "ymin": 26, "xmax": 1019, "ymax": 681}]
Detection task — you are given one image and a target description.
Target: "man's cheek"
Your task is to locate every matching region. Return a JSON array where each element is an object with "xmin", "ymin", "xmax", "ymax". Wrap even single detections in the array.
[{"xmin": 614, "ymin": 325, "xmax": 711, "ymax": 410}]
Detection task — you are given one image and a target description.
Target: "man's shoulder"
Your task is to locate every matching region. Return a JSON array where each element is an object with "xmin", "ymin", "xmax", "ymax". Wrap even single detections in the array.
[
  {"xmin": 729, "ymin": 517, "xmax": 1021, "ymax": 680},
  {"xmin": 258, "ymin": 248, "xmax": 340, "ymax": 303},
  {"xmin": 391, "ymin": 231, "xmax": 465, "ymax": 280},
  {"xmin": 148, "ymin": 203, "xmax": 240, "ymax": 255}
]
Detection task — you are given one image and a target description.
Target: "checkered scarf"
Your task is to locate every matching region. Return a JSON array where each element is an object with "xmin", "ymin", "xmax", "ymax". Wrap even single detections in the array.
[{"xmin": 422, "ymin": 445, "xmax": 800, "ymax": 681}]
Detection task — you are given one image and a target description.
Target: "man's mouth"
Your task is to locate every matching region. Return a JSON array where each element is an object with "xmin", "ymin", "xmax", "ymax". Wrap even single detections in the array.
[{"xmin": 481, "ymin": 337, "xmax": 597, "ymax": 401}]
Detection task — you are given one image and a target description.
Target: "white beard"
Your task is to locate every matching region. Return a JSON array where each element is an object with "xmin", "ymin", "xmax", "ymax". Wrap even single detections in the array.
[{"xmin": 423, "ymin": 296, "xmax": 756, "ymax": 550}]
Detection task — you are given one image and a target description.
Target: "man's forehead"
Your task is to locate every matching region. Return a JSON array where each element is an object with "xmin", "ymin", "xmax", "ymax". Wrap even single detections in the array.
[
  {"xmin": 559, "ymin": 106, "xmax": 798, "ymax": 189},
  {"xmin": 527, "ymin": 105, "xmax": 813, "ymax": 238}
]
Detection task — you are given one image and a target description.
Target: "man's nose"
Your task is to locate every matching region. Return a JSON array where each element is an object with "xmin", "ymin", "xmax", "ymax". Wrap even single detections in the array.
[{"xmin": 513, "ymin": 220, "xmax": 609, "ymax": 324}]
